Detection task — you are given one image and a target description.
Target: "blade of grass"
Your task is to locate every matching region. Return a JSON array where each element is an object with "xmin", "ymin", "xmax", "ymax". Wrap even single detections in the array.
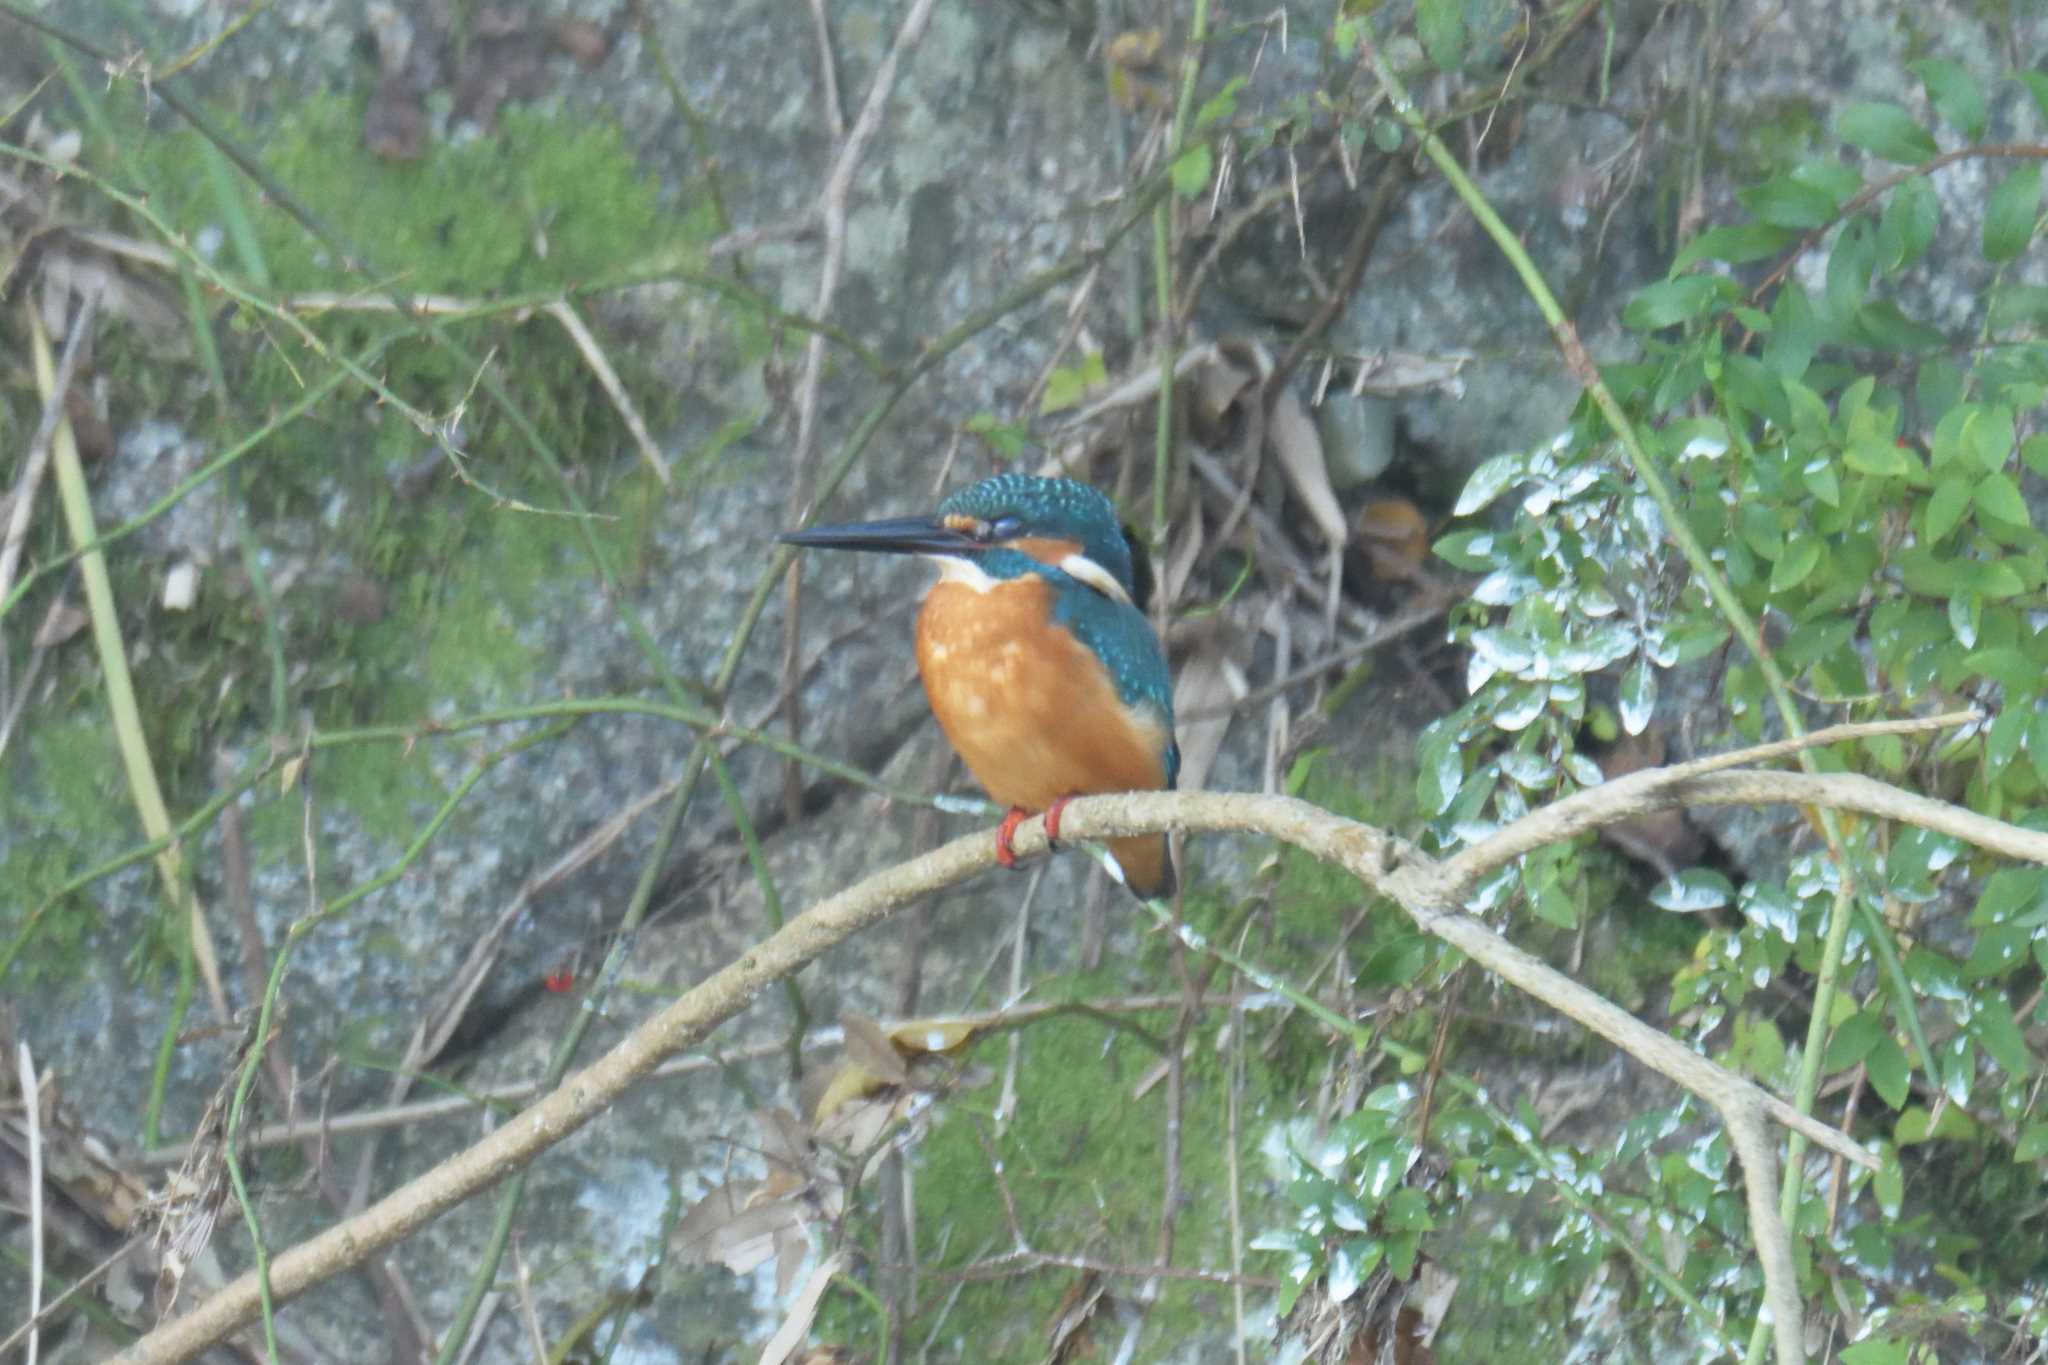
[{"xmin": 29, "ymin": 301, "xmax": 230, "ymax": 1025}]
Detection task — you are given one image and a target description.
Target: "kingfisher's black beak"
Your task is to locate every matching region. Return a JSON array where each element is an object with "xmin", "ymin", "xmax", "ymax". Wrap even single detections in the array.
[{"xmin": 778, "ymin": 516, "xmax": 979, "ymax": 557}]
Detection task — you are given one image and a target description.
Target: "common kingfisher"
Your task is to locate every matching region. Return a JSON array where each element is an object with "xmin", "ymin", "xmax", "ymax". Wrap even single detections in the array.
[{"xmin": 781, "ymin": 474, "xmax": 1179, "ymax": 897}]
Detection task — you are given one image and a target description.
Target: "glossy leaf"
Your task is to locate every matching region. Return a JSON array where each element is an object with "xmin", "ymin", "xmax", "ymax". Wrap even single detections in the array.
[
  {"xmin": 1455, "ymin": 450, "xmax": 1528, "ymax": 515},
  {"xmin": 1969, "ymin": 996, "xmax": 2033, "ymax": 1078},
  {"xmin": 1617, "ymin": 659, "xmax": 1655, "ymax": 735}
]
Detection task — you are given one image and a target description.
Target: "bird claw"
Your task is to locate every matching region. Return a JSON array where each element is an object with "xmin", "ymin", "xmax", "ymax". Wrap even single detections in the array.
[
  {"xmin": 1043, "ymin": 794, "xmax": 1074, "ymax": 848},
  {"xmin": 995, "ymin": 797, "xmax": 1077, "ymax": 871},
  {"xmin": 994, "ymin": 807, "xmax": 1029, "ymax": 870}
]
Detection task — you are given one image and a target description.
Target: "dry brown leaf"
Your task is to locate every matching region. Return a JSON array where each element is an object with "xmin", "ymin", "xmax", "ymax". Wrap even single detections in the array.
[
  {"xmin": 759, "ymin": 1252, "xmax": 843, "ymax": 1365},
  {"xmin": 673, "ymin": 1182, "xmax": 805, "ymax": 1277},
  {"xmin": 33, "ymin": 598, "xmax": 88, "ymax": 648},
  {"xmin": 840, "ymin": 1012, "xmax": 910, "ymax": 1088},
  {"xmin": 1171, "ymin": 639, "xmax": 1245, "ymax": 797},
  {"xmin": 1267, "ymin": 386, "xmax": 1346, "ymax": 549},
  {"xmin": 1045, "ymin": 1270, "xmax": 1107, "ymax": 1364},
  {"xmin": 1162, "ymin": 501, "xmax": 1206, "ymax": 608},
  {"xmin": 882, "ymin": 1016, "xmax": 984, "ymax": 1057}
]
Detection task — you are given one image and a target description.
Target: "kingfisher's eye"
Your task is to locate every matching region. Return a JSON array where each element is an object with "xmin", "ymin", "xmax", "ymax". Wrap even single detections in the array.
[{"xmin": 985, "ymin": 515, "xmax": 1025, "ymax": 540}]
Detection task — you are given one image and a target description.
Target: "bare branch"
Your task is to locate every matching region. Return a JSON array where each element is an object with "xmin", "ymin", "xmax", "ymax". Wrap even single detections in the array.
[{"xmin": 107, "ymin": 736, "xmax": 2036, "ymax": 1363}]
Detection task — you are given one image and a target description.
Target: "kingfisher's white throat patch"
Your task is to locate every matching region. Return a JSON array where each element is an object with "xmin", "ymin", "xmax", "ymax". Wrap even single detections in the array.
[
  {"xmin": 1057, "ymin": 553, "xmax": 1132, "ymax": 605},
  {"xmin": 927, "ymin": 555, "xmax": 1000, "ymax": 592},
  {"xmin": 924, "ymin": 551, "xmax": 1130, "ymax": 604}
]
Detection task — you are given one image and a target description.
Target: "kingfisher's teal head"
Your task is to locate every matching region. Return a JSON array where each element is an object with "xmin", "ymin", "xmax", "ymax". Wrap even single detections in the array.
[
  {"xmin": 783, "ymin": 473, "xmax": 1150, "ymax": 607},
  {"xmin": 780, "ymin": 473, "xmax": 1179, "ymax": 897}
]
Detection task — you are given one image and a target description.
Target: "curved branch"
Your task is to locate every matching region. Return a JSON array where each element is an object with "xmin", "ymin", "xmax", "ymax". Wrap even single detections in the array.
[{"xmin": 112, "ymin": 746, "xmax": 2039, "ymax": 1364}]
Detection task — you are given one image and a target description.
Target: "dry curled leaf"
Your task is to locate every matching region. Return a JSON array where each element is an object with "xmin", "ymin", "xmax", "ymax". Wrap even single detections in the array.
[
  {"xmin": 1045, "ymin": 1270, "xmax": 1108, "ymax": 1363},
  {"xmin": 1268, "ymin": 386, "xmax": 1346, "ymax": 550},
  {"xmin": 1171, "ymin": 638, "xmax": 1246, "ymax": 797},
  {"xmin": 758, "ymin": 1251, "xmax": 843, "ymax": 1365}
]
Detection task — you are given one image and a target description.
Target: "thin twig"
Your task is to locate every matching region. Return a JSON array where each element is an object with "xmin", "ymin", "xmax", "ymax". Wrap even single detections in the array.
[
  {"xmin": 16, "ymin": 1041, "xmax": 42, "ymax": 1365},
  {"xmin": 0, "ymin": 287, "xmax": 95, "ymax": 611},
  {"xmin": 542, "ymin": 299, "xmax": 670, "ymax": 485}
]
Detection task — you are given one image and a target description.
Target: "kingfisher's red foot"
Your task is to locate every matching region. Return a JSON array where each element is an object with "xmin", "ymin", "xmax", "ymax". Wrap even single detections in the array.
[
  {"xmin": 1043, "ymin": 794, "xmax": 1076, "ymax": 848},
  {"xmin": 995, "ymin": 806, "xmax": 1030, "ymax": 870}
]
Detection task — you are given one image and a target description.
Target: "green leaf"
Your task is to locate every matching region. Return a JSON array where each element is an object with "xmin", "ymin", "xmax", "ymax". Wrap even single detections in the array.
[
  {"xmin": 1966, "ymin": 922, "xmax": 2030, "ymax": 978},
  {"xmin": 963, "ymin": 412, "xmax": 1030, "ymax": 460},
  {"xmin": 1039, "ymin": 351, "xmax": 1109, "ymax": 413},
  {"xmin": 1762, "ymin": 282, "xmax": 1820, "ymax": 378},
  {"xmin": 1965, "ymin": 404, "xmax": 2016, "ymax": 472},
  {"xmin": 1838, "ymin": 101, "xmax": 1938, "ymax": 163},
  {"xmin": 1825, "ymin": 1009, "xmax": 1884, "ymax": 1072},
  {"xmin": 1975, "ymin": 473, "xmax": 2031, "ymax": 528},
  {"xmin": 1416, "ymin": 0, "xmax": 1467, "ymax": 70},
  {"xmin": 2020, "ymin": 71, "xmax": 2048, "ymax": 125},
  {"xmin": 1969, "ymin": 997, "xmax": 2033, "ymax": 1078},
  {"xmin": 1770, "ymin": 537, "xmax": 1822, "ymax": 593},
  {"xmin": 2024, "ymin": 435, "xmax": 2048, "ymax": 479},
  {"xmin": 1357, "ymin": 935, "xmax": 1433, "ymax": 989},
  {"xmin": 1989, "ymin": 284, "xmax": 2048, "ymax": 331},
  {"xmin": 1872, "ymin": 1143, "xmax": 1904, "ymax": 1213},
  {"xmin": 1737, "ymin": 174, "xmax": 1841, "ymax": 229},
  {"xmin": 1803, "ymin": 459, "xmax": 1841, "ymax": 506},
  {"xmin": 1454, "ymin": 450, "xmax": 1528, "ymax": 516},
  {"xmin": 1416, "ymin": 719, "xmax": 1463, "ymax": 814},
  {"xmin": 1913, "ymin": 58, "xmax": 1988, "ymax": 140},
  {"xmin": 1855, "ymin": 300, "xmax": 1947, "ymax": 353},
  {"xmin": 1982, "ymin": 163, "xmax": 2042, "ymax": 263},
  {"xmin": 1824, "ymin": 216, "xmax": 1878, "ymax": 320},
  {"xmin": 1866, "ymin": 1032, "xmax": 1910, "ymax": 1109},
  {"xmin": 1844, "ymin": 435, "xmax": 1913, "ymax": 477},
  {"xmin": 1877, "ymin": 175, "xmax": 1939, "ymax": 272},
  {"xmin": 1672, "ymin": 221, "xmax": 1797, "ymax": 271},
  {"xmin": 1925, "ymin": 477, "xmax": 1972, "ymax": 542},
  {"xmin": 1896, "ymin": 1102, "xmax": 1979, "ymax": 1144},
  {"xmin": 1371, "ymin": 116, "xmax": 1404, "ymax": 153},
  {"xmin": 1433, "ymin": 529, "xmax": 1498, "ymax": 572},
  {"xmin": 1623, "ymin": 275, "xmax": 1731, "ymax": 330},
  {"xmin": 1192, "ymin": 76, "xmax": 1247, "ymax": 130},
  {"xmin": 2017, "ymin": 1122, "xmax": 2048, "ymax": 1162},
  {"xmin": 1916, "ymin": 355, "xmax": 1964, "ymax": 424},
  {"xmin": 1842, "ymin": 1339, "xmax": 1912, "ymax": 1365},
  {"xmin": 1170, "ymin": 143, "xmax": 1214, "ymax": 198},
  {"xmin": 2027, "ymin": 711, "xmax": 2048, "ymax": 789},
  {"xmin": 1948, "ymin": 590, "xmax": 1981, "ymax": 649}
]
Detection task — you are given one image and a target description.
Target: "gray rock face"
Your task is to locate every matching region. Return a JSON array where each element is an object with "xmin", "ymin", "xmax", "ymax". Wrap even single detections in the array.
[{"xmin": 3, "ymin": 0, "xmax": 2042, "ymax": 1359}]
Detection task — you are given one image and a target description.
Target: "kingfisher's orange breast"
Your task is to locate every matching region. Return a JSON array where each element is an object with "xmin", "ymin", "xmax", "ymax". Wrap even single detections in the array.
[{"xmin": 914, "ymin": 577, "xmax": 1171, "ymax": 815}]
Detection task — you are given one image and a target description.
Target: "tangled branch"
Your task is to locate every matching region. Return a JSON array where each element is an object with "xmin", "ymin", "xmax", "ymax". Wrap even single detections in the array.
[{"xmin": 113, "ymin": 714, "xmax": 2029, "ymax": 1365}]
